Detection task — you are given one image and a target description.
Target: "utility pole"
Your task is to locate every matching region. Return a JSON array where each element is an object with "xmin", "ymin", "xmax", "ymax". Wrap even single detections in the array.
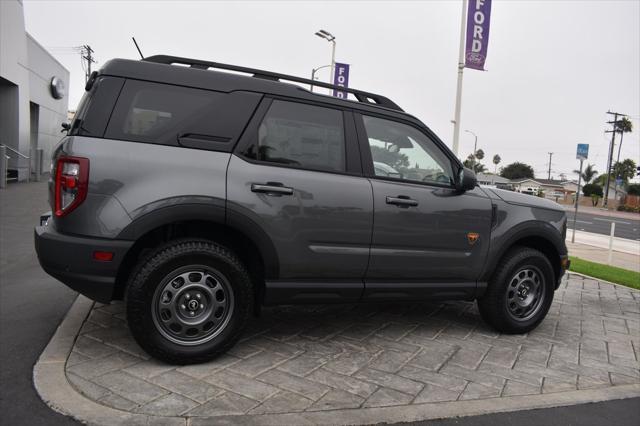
[
  {"xmin": 604, "ymin": 111, "xmax": 626, "ymax": 208},
  {"xmin": 81, "ymin": 45, "xmax": 96, "ymax": 83},
  {"xmin": 547, "ymin": 152, "xmax": 553, "ymax": 180}
]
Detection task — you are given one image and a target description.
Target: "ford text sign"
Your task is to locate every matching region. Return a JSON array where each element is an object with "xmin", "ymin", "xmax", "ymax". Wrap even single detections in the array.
[
  {"xmin": 332, "ymin": 63, "xmax": 350, "ymax": 98},
  {"xmin": 465, "ymin": 0, "xmax": 492, "ymax": 70}
]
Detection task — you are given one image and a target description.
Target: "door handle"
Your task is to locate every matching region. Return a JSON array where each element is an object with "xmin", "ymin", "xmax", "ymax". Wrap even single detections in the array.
[
  {"xmin": 386, "ymin": 196, "xmax": 418, "ymax": 207},
  {"xmin": 251, "ymin": 182, "xmax": 294, "ymax": 196}
]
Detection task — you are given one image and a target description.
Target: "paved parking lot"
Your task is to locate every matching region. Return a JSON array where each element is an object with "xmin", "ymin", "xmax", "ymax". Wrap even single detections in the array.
[{"xmin": 63, "ymin": 274, "xmax": 639, "ymax": 420}]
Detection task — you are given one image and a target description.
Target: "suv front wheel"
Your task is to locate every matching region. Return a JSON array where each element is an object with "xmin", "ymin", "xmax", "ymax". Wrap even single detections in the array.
[
  {"xmin": 126, "ymin": 239, "xmax": 253, "ymax": 364},
  {"xmin": 478, "ymin": 246, "xmax": 555, "ymax": 334}
]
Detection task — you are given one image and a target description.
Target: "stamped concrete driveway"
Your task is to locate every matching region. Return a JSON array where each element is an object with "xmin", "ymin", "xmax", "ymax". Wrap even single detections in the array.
[{"xmin": 63, "ymin": 273, "xmax": 639, "ymax": 420}]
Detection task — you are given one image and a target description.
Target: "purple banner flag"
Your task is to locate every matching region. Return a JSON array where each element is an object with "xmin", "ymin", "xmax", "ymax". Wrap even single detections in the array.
[
  {"xmin": 332, "ymin": 63, "xmax": 350, "ymax": 98},
  {"xmin": 465, "ymin": 0, "xmax": 492, "ymax": 70}
]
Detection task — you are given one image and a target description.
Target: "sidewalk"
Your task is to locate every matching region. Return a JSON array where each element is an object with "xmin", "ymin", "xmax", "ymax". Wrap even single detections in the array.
[
  {"xmin": 563, "ymin": 204, "xmax": 640, "ymax": 221},
  {"xmin": 567, "ymin": 242, "xmax": 639, "ymax": 273},
  {"xmin": 565, "ymin": 229, "xmax": 639, "ymax": 273},
  {"xmin": 567, "ymin": 230, "xmax": 640, "ymax": 256}
]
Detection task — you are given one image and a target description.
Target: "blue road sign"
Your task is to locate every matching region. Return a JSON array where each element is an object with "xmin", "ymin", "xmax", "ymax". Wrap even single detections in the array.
[{"xmin": 576, "ymin": 143, "xmax": 589, "ymax": 160}]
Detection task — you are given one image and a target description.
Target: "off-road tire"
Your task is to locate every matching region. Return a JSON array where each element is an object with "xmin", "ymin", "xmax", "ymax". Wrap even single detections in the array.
[
  {"xmin": 478, "ymin": 246, "xmax": 555, "ymax": 334},
  {"xmin": 126, "ymin": 239, "xmax": 253, "ymax": 364}
]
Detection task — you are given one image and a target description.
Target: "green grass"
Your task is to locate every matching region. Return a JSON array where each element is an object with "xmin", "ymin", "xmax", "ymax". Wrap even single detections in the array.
[{"xmin": 569, "ymin": 256, "xmax": 640, "ymax": 290}]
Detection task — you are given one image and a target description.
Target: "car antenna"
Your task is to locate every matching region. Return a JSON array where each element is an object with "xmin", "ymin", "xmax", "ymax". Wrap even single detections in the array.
[{"xmin": 132, "ymin": 37, "xmax": 144, "ymax": 59}]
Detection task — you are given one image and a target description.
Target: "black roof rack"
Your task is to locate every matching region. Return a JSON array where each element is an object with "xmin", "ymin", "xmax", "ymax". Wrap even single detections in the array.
[{"xmin": 143, "ymin": 55, "xmax": 403, "ymax": 112}]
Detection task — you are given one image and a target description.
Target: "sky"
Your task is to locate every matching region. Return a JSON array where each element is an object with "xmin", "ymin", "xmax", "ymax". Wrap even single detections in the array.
[{"xmin": 23, "ymin": 0, "xmax": 640, "ymax": 181}]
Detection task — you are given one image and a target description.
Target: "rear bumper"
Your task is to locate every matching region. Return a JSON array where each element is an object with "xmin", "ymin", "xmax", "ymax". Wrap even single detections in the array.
[{"xmin": 34, "ymin": 223, "xmax": 133, "ymax": 303}]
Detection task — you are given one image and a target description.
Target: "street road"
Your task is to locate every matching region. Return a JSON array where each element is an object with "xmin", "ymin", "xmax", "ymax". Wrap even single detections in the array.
[
  {"xmin": 0, "ymin": 182, "xmax": 79, "ymax": 426},
  {"xmin": 567, "ymin": 210, "xmax": 640, "ymax": 240}
]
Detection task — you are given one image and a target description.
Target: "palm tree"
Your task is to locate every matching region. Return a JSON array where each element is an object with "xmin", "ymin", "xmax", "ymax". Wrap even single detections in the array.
[
  {"xmin": 613, "ymin": 117, "xmax": 633, "ymax": 196},
  {"xmin": 573, "ymin": 163, "xmax": 597, "ymax": 184},
  {"xmin": 492, "ymin": 154, "xmax": 501, "ymax": 174}
]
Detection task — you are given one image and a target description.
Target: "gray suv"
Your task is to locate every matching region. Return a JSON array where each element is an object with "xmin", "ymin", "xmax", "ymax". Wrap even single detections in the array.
[{"xmin": 35, "ymin": 55, "xmax": 569, "ymax": 364}]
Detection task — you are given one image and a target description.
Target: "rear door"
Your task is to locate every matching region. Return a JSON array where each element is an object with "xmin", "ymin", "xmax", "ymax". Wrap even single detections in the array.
[
  {"xmin": 227, "ymin": 98, "xmax": 373, "ymax": 301},
  {"xmin": 355, "ymin": 113, "xmax": 492, "ymax": 299}
]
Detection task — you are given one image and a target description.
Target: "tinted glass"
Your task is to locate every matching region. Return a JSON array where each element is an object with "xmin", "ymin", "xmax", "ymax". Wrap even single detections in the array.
[
  {"xmin": 251, "ymin": 100, "xmax": 345, "ymax": 172},
  {"xmin": 104, "ymin": 80, "xmax": 261, "ymax": 149},
  {"xmin": 362, "ymin": 115, "xmax": 454, "ymax": 186},
  {"xmin": 106, "ymin": 80, "xmax": 216, "ymax": 145},
  {"xmin": 69, "ymin": 76, "xmax": 125, "ymax": 137}
]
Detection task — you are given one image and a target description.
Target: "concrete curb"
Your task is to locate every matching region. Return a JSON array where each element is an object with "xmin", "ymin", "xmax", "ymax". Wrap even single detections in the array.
[
  {"xmin": 34, "ymin": 294, "xmax": 640, "ymax": 426},
  {"xmin": 568, "ymin": 270, "xmax": 639, "ymax": 288}
]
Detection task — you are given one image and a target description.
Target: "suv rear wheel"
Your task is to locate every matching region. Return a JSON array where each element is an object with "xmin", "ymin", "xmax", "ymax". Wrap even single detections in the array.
[
  {"xmin": 126, "ymin": 239, "xmax": 253, "ymax": 364},
  {"xmin": 478, "ymin": 246, "xmax": 554, "ymax": 334}
]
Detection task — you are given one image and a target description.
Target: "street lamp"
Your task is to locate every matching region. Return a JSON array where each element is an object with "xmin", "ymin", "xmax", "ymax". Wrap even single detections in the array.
[
  {"xmin": 315, "ymin": 29, "xmax": 336, "ymax": 87},
  {"xmin": 310, "ymin": 64, "xmax": 332, "ymax": 92},
  {"xmin": 465, "ymin": 129, "xmax": 478, "ymax": 169}
]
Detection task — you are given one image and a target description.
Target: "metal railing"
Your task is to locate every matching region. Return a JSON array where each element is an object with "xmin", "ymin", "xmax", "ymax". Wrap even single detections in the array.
[{"xmin": 0, "ymin": 144, "xmax": 31, "ymax": 189}]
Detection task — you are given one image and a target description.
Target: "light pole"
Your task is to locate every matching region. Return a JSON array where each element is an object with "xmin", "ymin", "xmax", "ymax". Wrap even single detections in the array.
[
  {"xmin": 315, "ymin": 29, "xmax": 336, "ymax": 87},
  {"xmin": 465, "ymin": 129, "xmax": 478, "ymax": 170},
  {"xmin": 310, "ymin": 64, "xmax": 332, "ymax": 92}
]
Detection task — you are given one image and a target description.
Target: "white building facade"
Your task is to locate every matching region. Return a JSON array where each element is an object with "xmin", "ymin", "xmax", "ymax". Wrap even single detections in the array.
[{"xmin": 1, "ymin": 0, "xmax": 69, "ymax": 181}]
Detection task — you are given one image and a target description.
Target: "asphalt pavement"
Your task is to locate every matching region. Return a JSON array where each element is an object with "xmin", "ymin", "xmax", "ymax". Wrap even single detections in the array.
[
  {"xmin": 0, "ymin": 180, "xmax": 637, "ymax": 426},
  {"xmin": 566, "ymin": 210, "xmax": 639, "ymax": 240},
  {"xmin": 0, "ymin": 181, "xmax": 79, "ymax": 426}
]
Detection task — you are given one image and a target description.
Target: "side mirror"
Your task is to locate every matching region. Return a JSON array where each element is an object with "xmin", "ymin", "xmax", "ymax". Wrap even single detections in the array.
[
  {"xmin": 61, "ymin": 122, "xmax": 70, "ymax": 133},
  {"xmin": 456, "ymin": 167, "xmax": 477, "ymax": 193}
]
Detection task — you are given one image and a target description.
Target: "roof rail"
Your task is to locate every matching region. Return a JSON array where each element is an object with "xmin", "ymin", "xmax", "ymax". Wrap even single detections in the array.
[{"xmin": 143, "ymin": 55, "xmax": 403, "ymax": 112}]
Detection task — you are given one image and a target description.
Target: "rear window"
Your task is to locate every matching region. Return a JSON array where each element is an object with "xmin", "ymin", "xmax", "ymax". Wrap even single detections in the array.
[{"xmin": 104, "ymin": 80, "xmax": 261, "ymax": 149}]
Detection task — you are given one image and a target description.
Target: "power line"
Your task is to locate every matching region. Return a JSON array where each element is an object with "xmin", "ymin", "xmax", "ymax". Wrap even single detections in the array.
[{"xmin": 80, "ymin": 45, "xmax": 96, "ymax": 83}]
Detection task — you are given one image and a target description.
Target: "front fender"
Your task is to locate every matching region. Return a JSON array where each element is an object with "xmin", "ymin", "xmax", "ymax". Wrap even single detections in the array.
[{"xmin": 481, "ymin": 209, "xmax": 567, "ymax": 283}]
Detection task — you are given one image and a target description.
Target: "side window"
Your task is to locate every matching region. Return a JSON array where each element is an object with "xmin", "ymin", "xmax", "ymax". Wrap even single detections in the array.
[
  {"xmin": 362, "ymin": 115, "xmax": 454, "ymax": 186},
  {"xmin": 104, "ymin": 80, "xmax": 260, "ymax": 149},
  {"xmin": 248, "ymin": 100, "xmax": 346, "ymax": 172}
]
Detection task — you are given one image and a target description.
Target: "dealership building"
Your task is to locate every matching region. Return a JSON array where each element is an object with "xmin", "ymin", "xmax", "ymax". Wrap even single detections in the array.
[{"xmin": 1, "ymin": 0, "xmax": 69, "ymax": 182}]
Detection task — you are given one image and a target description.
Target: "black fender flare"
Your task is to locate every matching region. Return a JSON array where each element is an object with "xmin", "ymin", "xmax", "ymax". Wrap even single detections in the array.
[
  {"xmin": 116, "ymin": 197, "xmax": 279, "ymax": 278},
  {"xmin": 480, "ymin": 220, "xmax": 566, "ymax": 283}
]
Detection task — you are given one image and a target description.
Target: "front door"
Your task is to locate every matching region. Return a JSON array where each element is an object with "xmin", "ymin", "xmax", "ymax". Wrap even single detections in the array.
[{"xmin": 356, "ymin": 114, "xmax": 492, "ymax": 297}]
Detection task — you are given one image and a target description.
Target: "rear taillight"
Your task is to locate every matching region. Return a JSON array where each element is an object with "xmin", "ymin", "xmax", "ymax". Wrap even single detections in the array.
[{"xmin": 54, "ymin": 156, "xmax": 89, "ymax": 217}]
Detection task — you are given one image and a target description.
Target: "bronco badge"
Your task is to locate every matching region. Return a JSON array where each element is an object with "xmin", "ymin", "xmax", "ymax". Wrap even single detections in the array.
[{"xmin": 467, "ymin": 232, "xmax": 480, "ymax": 245}]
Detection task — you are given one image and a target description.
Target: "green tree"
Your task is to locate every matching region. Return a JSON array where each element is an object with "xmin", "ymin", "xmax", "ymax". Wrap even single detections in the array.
[
  {"xmin": 492, "ymin": 154, "xmax": 501, "ymax": 174},
  {"xmin": 573, "ymin": 163, "xmax": 598, "ymax": 184},
  {"xmin": 615, "ymin": 116, "xmax": 633, "ymax": 133},
  {"xmin": 627, "ymin": 184, "xmax": 640, "ymax": 196},
  {"xmin": 583, "ymin": 183, "xmax": 603, "ymax": 197},
  {"xmin": 500, "ymin": 162, "xmax": 535, "ymax": 180},
  {"xmin": 612, "ymin": 159, "xmax": 637, "ymax": 183},
  {"xmin": 463, "ymin": 155, "xmax": 487, "ymax": 173}
]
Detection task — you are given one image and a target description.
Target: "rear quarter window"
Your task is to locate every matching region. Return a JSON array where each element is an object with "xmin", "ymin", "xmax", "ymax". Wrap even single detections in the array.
[
  {"xmin": 104, "ymin": 80, "xmax": 261, "ymax": 150},
  {"xmin": 69, "ymin": 76, "xmax": 125, "ymax": 137}
]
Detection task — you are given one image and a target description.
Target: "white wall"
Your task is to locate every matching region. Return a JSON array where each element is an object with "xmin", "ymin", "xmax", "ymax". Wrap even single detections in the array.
[
  {"xmin": 27, "ymin": 34, "xmax": 70, "ymax": 173},
  {"xmin": 0, "ymin": 0, "xmax": 69, "ymax": 180},
  {"xmin": 0, "ymin": 0, "xmax": 30, "ymax": 179}
]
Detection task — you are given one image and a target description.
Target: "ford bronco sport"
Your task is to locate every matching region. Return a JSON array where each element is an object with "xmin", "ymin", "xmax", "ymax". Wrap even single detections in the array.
[{"xmin": 35, "ymin": 55, "xmax": 570, "ymax": 364}]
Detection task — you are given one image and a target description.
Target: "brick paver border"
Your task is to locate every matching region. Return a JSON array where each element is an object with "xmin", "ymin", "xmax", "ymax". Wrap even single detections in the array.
[{"xmin": 34, "ymin": 275, "xmax": 640, "ymax": 426}]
